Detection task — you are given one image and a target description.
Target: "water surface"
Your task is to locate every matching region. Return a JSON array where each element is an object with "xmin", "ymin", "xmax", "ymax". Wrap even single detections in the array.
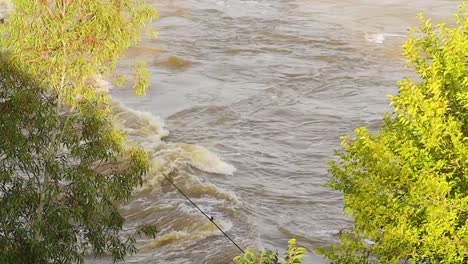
[{"xmin": 100, "ymin": 1, "xmax": 457, "ymax": 263}]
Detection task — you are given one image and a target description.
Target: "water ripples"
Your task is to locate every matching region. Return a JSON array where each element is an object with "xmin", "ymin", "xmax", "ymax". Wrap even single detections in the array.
[{"xmin": 101, "ymin": 0, "xmax": 458, "ymax": 263}]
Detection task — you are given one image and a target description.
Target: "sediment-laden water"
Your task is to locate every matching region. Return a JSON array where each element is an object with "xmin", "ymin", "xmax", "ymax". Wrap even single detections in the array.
[{"xmin": 5, "ymin": 0, "xmax": 452, "ymax": 263}]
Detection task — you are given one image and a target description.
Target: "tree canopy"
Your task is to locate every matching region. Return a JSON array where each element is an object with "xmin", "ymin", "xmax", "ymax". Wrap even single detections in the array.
[
  {"xmin": 0, "ymin": 0, "xmax": 157, "ymax": 263},
  {"xmin": 319, "ymin": 3, "xmax": 468, "ymax": 263}
]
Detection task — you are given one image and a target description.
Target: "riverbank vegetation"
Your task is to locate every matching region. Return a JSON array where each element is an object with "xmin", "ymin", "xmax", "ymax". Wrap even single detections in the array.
[
  {"xmin": 0, "ymin": 0, "xmax": 157, "ymax": 263},
  {"xmin": 234, "ymin": 239, "xmax": 307, "ymax": 264},
  {"xmin": 1, "ymin": 0, "xmax": 466, "ymax": 264},
  {"xmin": 318, "ymin": 3, "xmax": 468, "ymax": 263}
]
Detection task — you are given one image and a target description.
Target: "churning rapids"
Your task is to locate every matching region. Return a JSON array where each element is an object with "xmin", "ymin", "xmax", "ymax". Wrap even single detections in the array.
[
  {"xmin": 91, "ymin": 0, "xmax": 457, "ymax": 263},
  {"xmin": 0, "ymin": 0, "xmax": 458, "ymax": 263}
]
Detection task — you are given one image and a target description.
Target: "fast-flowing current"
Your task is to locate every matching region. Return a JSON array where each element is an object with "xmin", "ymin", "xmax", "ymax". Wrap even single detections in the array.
[
  {"xmin": 106, "ymin": 0, "xmax": 458, "ymax": 263},
  {"xmin": 2, "ymin": 0, "xmax": 458, "ymax": 263}
]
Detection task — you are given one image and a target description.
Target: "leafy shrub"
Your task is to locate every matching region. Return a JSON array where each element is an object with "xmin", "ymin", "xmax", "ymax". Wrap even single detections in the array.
[
  {"xmin": 235, "ymin": 239, "xmax": 307, "ymax": 264},
  {"xmin": 318, "ymin": 3, "xmax": 468, "ymax": 263}
]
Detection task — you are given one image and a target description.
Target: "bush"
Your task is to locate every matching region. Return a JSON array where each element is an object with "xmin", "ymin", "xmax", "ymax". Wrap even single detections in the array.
[
  {"xmin": 234, "ymin": 239, "xmax": 307, "ymax": 264},
  {"xmin": 318, "ymin": 3, "xmax": 468, "ymax": 263},
  {"xmin": 0, "ymin": 1, "xmax": 157, "ymax": 263}
]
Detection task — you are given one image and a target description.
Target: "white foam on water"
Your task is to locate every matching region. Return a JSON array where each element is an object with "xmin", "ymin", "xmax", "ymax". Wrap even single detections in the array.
[
  {"xmin": 139, "ymin": 219, "xmax": 232, "ymax": 251},
  {"xmin": 91, "ymin": 69, "xmax": 239, "ymax": 261},
  {"xmin": 138, "ymin": 142, "xmax": 238, "ymax": 202},
  {"xmin": 0, "ymin": 0, "xmax": 12, "ymax": 18},
  {"xmin": 112, "ymin": 100, "xmax": 170, "ymax": 148},
  {"xmin": 104, "ymin": 79, "xmax": 236, "ymax": 201},
  {"xmin": 364, "ymin": 32, "xmax": 405, "ymax": 44},
  {"xmin": 93, "ymin": 74, "xmax": 114, "ymax": 94},
  {"xmin": 168, "ymin": 143, "xmax": 236, "ymax": 175}
]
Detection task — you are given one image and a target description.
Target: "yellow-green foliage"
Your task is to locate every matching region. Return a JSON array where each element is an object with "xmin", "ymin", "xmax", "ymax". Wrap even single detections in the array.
[
  {"xmin": 235, "ymin": 239, "xmax": 307, "ymax": 264},
  {"xmin": 0, "ymin": 0, "xmax": 157, "ymax": 101},
  {"xmin": 318, "ymin": 3, "xmax": 468, "ymax": 263},
  {"xmin": 0, "ymin": 1, "xmax": 157, "ymax": 263}
]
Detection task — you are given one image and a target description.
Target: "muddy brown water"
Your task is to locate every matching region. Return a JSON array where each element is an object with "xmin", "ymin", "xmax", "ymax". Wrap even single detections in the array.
[{"xmin": 3, "ymin": 0, "xmax": 450, "ymax": 263}]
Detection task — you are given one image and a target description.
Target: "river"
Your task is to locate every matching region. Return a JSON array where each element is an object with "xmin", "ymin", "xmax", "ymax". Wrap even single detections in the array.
[{"xmin": 94, "ymin": 0, "xmax": 457, "ymax": 263}]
